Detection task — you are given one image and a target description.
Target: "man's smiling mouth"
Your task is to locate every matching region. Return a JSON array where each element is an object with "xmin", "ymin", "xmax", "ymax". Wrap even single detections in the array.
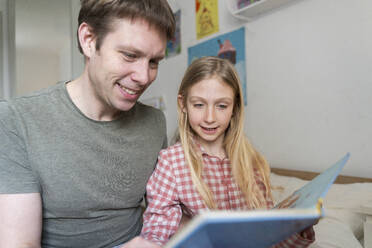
[{"xmin": 117, "ymin": 83, "xmax": 139, "ymax": 95}]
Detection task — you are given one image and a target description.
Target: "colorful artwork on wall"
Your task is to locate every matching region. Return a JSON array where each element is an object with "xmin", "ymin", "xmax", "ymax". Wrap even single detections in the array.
[
  {"xmin": 166, "ymin": 9, "xmax": 181, "ymax": 58},
  {"xmin": 188, "ymin": 27, "xmax": 247, "ymax": 105},
  {"xmin": 195, "ymin": 0, "xmax": 219, "ymax": 40}
]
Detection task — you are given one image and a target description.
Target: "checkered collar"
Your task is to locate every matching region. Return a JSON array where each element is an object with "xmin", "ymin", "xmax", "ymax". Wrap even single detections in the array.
[{"xmin": 191, "ymin": 137, "xmax": 228, "ymax": 160}]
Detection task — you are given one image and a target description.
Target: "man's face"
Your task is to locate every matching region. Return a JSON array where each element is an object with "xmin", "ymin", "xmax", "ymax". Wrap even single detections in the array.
[{"xmin": 87, "ymin": 18, "xmax": 166, "ymax": 114}]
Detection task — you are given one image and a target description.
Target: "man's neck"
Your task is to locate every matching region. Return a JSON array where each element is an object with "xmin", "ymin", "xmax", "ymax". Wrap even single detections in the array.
[{"xmin": 66, "ymin": 75, "xmax": 121, "ymax": 121}]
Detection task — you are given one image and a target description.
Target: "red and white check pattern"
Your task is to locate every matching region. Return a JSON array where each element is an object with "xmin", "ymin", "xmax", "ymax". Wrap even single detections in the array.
[{"xmin": 141, "ymin": 142, "xmax": 315, "ymax": 247}]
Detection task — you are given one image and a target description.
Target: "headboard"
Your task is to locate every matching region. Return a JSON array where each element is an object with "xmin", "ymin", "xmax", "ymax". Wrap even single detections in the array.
[{"xmin": 271, "ymin": 167, "xmax": 372, "ymax": 184}]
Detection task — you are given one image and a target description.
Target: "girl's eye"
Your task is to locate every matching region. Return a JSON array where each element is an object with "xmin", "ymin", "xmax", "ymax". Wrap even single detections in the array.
[
  {"xmin": 193, "ymin": 103, "xmax": 204, "ymax": 108},
  {"xmin": 217, "ymin": 104, "xmax": 228, "ymax": 109}
]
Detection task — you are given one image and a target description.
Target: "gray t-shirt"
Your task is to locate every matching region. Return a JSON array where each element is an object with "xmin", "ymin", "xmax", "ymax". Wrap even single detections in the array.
[{"xmin": 0, "ymin": 82, "xmax": 167, "ymax": 247}]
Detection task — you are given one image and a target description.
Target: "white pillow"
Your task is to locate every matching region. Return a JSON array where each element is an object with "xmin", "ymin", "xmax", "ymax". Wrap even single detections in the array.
[
  {"xmin": 323, "ymin": 208, "xmax": 364, "ymax": 240},
  {"xmin": 270, "ymin": 173, "xmax": 307, "ymax": 204},
  {"xmin": 309, "ymin": 217, "xmax": 363, "ymax": 248}
]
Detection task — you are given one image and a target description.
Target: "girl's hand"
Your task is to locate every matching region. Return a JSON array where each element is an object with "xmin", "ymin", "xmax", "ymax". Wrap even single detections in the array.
[
  {"xmin": 276, "ymin": 194, "xmax": 320, "ymax": 226},
  {"xmin": 178, "ymin": 214, "xmax": 191, "ymax": 230},
  {"xmin": 275, "ymin": 193, "xmax": 299, "ymax": 209}
]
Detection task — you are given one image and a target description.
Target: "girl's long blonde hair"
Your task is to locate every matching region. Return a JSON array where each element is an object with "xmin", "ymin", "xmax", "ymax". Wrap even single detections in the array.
[{"xmin": 177, "ymin": 56, "xmax": 272, "ymax": 209}]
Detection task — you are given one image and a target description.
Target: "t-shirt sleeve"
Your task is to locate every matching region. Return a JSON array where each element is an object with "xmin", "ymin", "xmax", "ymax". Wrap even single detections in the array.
[
  {"xmin": 0, "ymin": 101, "xmax": 40, "ymax": 193},
  {"xmin": 162, "ymin": 134, "xmax": 168, "ymax": 150},
  {"xmin": 158, "ymin": 110, "xmax": 168, "ymax": 149}
]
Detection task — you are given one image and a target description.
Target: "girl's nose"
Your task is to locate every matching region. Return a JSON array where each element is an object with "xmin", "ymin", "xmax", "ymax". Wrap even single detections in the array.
[{"xmin": 204, "ymin": 106, "xmax": 215, "ymax": 123}]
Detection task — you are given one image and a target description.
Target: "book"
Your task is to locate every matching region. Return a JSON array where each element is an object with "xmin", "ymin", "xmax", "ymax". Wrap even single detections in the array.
[{"xmin": 164, "ymin": 153, "xmax": 350, "ymax": 248}]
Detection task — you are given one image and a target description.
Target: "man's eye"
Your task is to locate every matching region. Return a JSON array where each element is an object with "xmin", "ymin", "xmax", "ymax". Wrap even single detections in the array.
[
  {"xmin": 122, "ymin": 52, "xmax": 137, "ymax": 60},
  {"xmin": 193, "ymin": 104, "xmax": 204, "ymax": 108},
  {"xmin": 149, "ymin": 60, "xmax": 160, "ymax": 69}
]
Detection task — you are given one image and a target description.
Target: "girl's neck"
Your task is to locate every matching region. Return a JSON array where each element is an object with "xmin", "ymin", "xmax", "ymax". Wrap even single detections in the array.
[{"xmin": 196, "ymin": 137, "xmax": 226, "ymax": 159}]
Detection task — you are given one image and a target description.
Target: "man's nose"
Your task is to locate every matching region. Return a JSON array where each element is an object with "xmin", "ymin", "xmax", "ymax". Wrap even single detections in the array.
[{"xmin": 131, "ymin": 60, "xmax": 150, "ymax": 86}]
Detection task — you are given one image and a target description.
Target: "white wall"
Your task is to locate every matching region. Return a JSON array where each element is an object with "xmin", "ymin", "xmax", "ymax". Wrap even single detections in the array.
[
  {"xmin": 142, "ymin": 0, "xmax": 372, "ymax": 177},
  {"xmin": 70, "ymin": 0, "xmax": 84, "ymax": 79},
  {"xmin": 0, "ymin": 0, "xmax": 15, "ymax": 99},
  {"xmin": 243, "ymin": 0, "xmax": 372, "ymax": 177},
  {"xmin": 0, "ymin": 10, "xmax": 3, "ymax": 98},
  {"xmin": 15, "ymin": 0, "xmax": 72, "ymax": 96}
]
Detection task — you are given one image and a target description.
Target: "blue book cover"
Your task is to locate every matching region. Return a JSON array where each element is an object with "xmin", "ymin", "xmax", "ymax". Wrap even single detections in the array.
[{"xmin": 165, "ymin": 153, "xmax": 350, "ymax": 248}]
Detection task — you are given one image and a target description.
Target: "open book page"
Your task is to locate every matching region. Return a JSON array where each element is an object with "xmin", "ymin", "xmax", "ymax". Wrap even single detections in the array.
[
  {"xmin": 165, "ymin": 153, "xmax": 350, "ymax": 248},
  {"xmin": 274, "ymin": 153, "xmax": 350, "ymax": 210}
]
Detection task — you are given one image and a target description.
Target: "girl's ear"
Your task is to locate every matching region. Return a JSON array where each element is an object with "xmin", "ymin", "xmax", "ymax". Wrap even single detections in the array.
[
  {"xmin": 78, "ymin": 22, "xmax": 96, "ymax": 58},
  {"xmin": 178, "ymin": 95, "xmax": 187, "ymax": 113}
]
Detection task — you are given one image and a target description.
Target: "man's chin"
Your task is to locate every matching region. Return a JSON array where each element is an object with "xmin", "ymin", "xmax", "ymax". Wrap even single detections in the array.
[{"xmin": 116, "ymin": 101, "xmax": 137, "ymax": 112}]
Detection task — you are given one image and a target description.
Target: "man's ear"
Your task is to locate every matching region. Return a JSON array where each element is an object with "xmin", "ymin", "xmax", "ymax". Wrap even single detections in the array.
[
  {"xmin": 78, "ymin": 22, "xmax": 96, "ymax": 58},
  {"xmin": 177, "ymin": 95, "xmax": 186, "ymax": 113}
]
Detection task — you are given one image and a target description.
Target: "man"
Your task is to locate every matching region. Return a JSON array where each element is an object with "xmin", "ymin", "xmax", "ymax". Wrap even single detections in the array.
[{"xmin": 0, "ymin": 0, "xmax": 175, "ymax": 247}]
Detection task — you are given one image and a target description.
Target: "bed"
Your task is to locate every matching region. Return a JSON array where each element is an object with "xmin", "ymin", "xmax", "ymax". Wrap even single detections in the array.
[{"xmin": 270, "ymin": 168, "xmax": 372, "ymax": 248}]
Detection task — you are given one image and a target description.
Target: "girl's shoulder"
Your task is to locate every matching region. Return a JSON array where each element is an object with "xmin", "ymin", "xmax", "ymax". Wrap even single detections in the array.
[
  {"xmin": 159, "ymin": 142, "xmax": 185, "ymax": 158},
  {"xmin": 160, "ymin": 142, "xmax": 183, "ymax": 155}
]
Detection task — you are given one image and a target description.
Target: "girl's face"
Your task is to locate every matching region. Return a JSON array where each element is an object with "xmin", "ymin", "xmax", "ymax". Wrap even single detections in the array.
[{"xmin": 182, "ymin": 77, "xmax": 235, "ymax": 150}]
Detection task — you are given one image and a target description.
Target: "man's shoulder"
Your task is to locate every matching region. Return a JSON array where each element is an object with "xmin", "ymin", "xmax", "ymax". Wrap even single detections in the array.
[
  {"xmin": 135, "ymin": 101, "xmax": 166, "ymax": 122},
  {"xmin": 4, "ymin": 83, "xmax": 65, "ymax": 113},
  {"xmin": 13, "ymin": 83, "xmax": 63, "ymax": 102},
  {"xmin": 0, "ymin": 83, "xmax": 65, "ymax": 132},
  {"xmin": 136, "ymin": 101, "xmax": 164, "ymax": 115},
  {"xmin": 0, "ymin": 99, "xmax": 12, "ymax": 119}
]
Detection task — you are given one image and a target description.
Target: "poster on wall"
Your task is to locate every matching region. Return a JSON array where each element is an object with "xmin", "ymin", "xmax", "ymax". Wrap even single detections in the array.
[
  {"xmin": 195, "ymin": 0, "xmax": 219, "ymax": 40},
  {"xmin": 188, "ymin": 27, "xmax": 247, "ymax": 105},
  {"xmin": 166, "ymin": 9, "xmax": 181, "ymax": 58}
]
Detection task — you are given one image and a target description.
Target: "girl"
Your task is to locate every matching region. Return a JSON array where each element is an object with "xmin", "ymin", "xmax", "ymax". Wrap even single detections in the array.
[{"xmin": 141, "ymin": 56, "xmax": 315, "ymax": 247}]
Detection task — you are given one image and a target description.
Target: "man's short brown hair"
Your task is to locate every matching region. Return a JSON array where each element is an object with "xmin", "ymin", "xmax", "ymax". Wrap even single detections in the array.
[{"xmin": 77, "ymin": 0, "xmax": 175, "ymax": 54}]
